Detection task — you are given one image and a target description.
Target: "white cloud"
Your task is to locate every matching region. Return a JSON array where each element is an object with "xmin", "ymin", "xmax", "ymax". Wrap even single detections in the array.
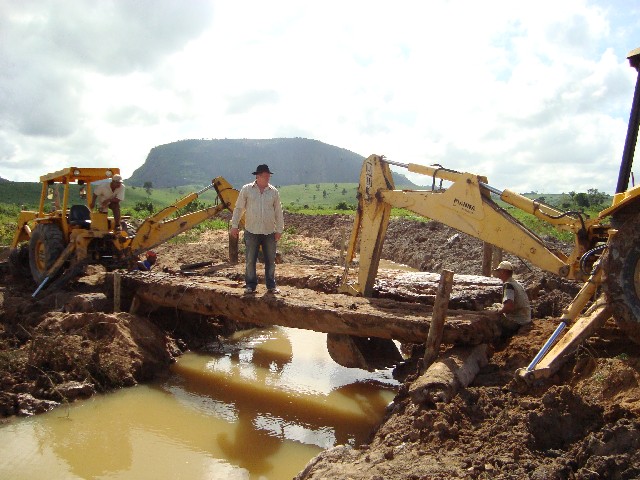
[{"xmin": 0, "ymin": 0, "xmax": 639, "ymax": 195}]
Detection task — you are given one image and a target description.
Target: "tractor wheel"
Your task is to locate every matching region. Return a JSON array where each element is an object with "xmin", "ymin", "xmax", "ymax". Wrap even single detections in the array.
[
  {"xmin": 602, "ymin": 210, "xmax": 640, "ymax": 344},
  {"xmin": 28, "ymin": 223, "xmax": 66, "ymax": 284},
  {"xmin": 8, "ymin": 243, "xmax": 31, "ymax": 279}
]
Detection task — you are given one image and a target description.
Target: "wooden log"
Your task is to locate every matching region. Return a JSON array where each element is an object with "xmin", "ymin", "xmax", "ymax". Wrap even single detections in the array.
[
  {"xmin": 409, "ymin": 344, "xmax": 488, "ymax": 405},
  {"xmin": 423, "ymin": 270, "xmax": 454, "ymax": 369},
  {"xmin": 164, "ymin": 263, "xmax": 503, "ymax": 308},
  {"xmin": 116, "ymin": 271, "xmax": 501, "ymax": 345},
  {"xmin": 180, "ymin": 260, "xmax": 213, "ymax": 271}
]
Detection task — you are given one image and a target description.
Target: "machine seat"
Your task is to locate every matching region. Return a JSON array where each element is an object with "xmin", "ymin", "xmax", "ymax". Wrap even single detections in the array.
[{"xmin": 69, "ymin": 204, "xmax": 92, "ymax": 229}]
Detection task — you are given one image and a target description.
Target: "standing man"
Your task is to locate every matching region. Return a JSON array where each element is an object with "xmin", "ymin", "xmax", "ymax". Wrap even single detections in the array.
[
  {"xmin": 493, "ymin": 260, "xmax": 532, "ymax": 334},
  {"xmin": 230, "ymin": 164, "xmax": 284, "ymax": 294},
  {"xmin": 90, "ymin": 174, "xmax": 125, "ymax": 230}
]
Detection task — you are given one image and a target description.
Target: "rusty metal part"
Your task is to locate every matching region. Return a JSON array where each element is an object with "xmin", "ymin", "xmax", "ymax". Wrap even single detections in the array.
[{"xmin": 602, "ymin": 210, "xmax": 640, "ymax": 343}]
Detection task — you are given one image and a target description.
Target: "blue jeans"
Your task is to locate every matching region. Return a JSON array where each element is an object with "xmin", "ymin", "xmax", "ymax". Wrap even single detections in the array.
[{"xmin": 244, "ymin": 231, "xmax": 277, "ymax": 290}]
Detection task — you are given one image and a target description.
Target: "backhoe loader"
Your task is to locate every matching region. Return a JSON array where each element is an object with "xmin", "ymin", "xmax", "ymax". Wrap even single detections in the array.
[
  {"xmin": 9, "ymin": 167, "xmax": 239, "ymax": 295},
  {"xmin": 338, "ymin": 46, "xmax": 640, "ymax": 381}
]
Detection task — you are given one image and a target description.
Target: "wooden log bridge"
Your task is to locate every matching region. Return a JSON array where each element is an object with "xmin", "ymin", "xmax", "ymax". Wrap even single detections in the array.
[{"xmin": 115, "ymin": 271, "xmax": 501, "ymax": 346}]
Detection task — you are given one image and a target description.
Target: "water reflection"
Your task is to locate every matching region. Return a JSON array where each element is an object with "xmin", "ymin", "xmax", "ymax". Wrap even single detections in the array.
[
  {"xmin": 0, "ymin": 327, "xmax": 398, "ymax": 480},
  {"xmin": 217, "ymin": 408, "xmax": 281, "ymax": 475}
]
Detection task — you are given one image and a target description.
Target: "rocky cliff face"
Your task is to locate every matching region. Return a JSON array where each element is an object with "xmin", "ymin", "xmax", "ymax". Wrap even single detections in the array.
[{"xmin": 127, "ymin": 137, "xmax": 368, "ymax": 188}]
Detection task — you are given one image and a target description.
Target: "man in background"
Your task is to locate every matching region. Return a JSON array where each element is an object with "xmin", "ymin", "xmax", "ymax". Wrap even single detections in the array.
[
  {"xmin": 136, "ymin": 251, "xmax": 157, "ymax": 271},
  {"xmin": 90, "ymin": 174, "xmax": 125, "ymax": 230},
  {"xmin": 493, "ymin": 260, "xmax": 532, "ymax": 334}
]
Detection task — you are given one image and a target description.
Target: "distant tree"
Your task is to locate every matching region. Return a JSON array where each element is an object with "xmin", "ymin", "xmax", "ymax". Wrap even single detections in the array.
[
  {"xmin": 322, "ymin": 190, "xmax": 327, "ymax": 198},
  {"xmin": 143, "ymin": 181, "xmax": 153, "ymax": 195},
  {"xmin": 134, "ymin": 200, "xmax": 154, "ymax": 214},
  {"xmin": 341, "ymin": 188, "xmax": 347, "ymax": 195},
  {"xmin": 575, "ymin": 192, "xmax": 590, "ymax": 208},
  {"xmin": 336, "ymin": 201, "xmax": 350, "ymax": 210},
  {"xmin": 316, "ymin": 184, "xmax": 320, "ymax": 191},
  {"xmin": 587, "ymin": 188, "xmax": 607, "ymax": 207},
  {"xmin": 334, "ymin": 183, "xmax": 338, "ymax": 189}
]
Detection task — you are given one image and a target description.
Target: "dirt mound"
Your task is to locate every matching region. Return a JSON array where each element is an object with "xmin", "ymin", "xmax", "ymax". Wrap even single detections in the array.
[
  {"xmin": 297, "ymin": 316, "xmax": 640, "ymax": 479},
  {"xmin": 0, "ymin": 284, "xmax": 182, "ymax": 416}
]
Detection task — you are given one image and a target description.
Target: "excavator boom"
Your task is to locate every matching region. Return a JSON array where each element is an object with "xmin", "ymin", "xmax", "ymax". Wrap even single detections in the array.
[
  {"xmin": 339, "ymin": 154, "xmax": 593, "ymax": 298},
  {"xmin": 129, "ymin": 177, "xmax": 238, "ymax": 256}
]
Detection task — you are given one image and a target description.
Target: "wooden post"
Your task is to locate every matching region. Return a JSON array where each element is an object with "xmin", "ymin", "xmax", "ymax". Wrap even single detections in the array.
[
  {"xmin": 129, "ymin": 295, "xmax": 140, "ymax": 315},
  {"xmin": 113, "ymin": 272, "xmax": 121, "ymax": 313},
  {"xmin": 492, "ymin": 248, "xmax": 503, "ymax": 270},
  {"xmin": 229, "ymin": 231, "xmax": 239, "ymax": 264},
  {"xmin": 482, "ymin": 242, "xmax": 493, "ymax": 277},
  {"xmin": 422, "ymin": 269, "xmax": 454, "ymax": 370}
]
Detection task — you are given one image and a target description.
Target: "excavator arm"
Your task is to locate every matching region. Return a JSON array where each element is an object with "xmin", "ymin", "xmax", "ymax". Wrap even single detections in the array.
[
  {"xmin": 129, "ymin": 176, "xmax": 238, "ymax": 256},
  {"xmin": 339, "ymin": 154, "xmax": 591, "ymax": 298}
]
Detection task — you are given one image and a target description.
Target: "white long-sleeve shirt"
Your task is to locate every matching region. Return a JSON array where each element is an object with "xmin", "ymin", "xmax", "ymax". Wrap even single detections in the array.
[
  {"xmin": 92, "ymin": 182, "xmax": 125, "ymax": 212},
  {"xmin": 231, "ymin": 181, "xmax": 284, "ymax": 235}
]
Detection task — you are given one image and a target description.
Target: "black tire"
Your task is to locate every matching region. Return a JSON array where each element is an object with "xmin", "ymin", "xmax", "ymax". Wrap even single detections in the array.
[
  {"xmin": 8, "ymin": 243, "xmax": 31, "ymax": 279},
  {"xmin": 602, "ymin": 210, "xmax": 640, "ymax": 344},
  {"xmin": 28, "ymin": 223, "xmax": 66, "ymax": 284}
]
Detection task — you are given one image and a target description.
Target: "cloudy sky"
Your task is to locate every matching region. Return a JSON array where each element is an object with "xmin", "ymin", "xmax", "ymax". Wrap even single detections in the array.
[{"xmin": 1, "ymin": 0, "xmax": 639, "ymax": 194}]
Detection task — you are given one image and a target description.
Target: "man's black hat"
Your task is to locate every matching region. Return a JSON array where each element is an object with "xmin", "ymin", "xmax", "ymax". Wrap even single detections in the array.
[{"xmin": 252, "ymin": 164, "xmax": 274, "ymax": 175}]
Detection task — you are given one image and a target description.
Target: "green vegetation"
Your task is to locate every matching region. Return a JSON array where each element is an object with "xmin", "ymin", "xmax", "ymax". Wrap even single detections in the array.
[
  {"xmin": 0, "ymin": 203, "xmax": 22, "ymax": 247},
  {"xmin": 279, "ymin": 183, "xmax": 358, "ymax": 211},
  {"xmin": 501, "ymin": 190, "xmax": 613, "ymax": 242},
  {"xmin": 0, "ymin": 180, "xmax": 613, "ymax": 246}
]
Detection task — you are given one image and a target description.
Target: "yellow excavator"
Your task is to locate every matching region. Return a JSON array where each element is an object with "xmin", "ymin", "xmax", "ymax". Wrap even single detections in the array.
[
  {"xmin": 9, "ymin": 167, "xmax": 239, "ymax": 295},
  {"xmin": 339, "ymin": 46, "xmax": 640, "ymax": 382}
]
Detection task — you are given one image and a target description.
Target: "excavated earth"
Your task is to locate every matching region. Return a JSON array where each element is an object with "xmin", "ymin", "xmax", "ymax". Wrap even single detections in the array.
[{"xmin": 1, "ymin": 212, "xmax": 639, "ymax": 479}]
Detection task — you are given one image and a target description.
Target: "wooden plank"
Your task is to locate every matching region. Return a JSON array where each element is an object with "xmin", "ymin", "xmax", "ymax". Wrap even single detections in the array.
[
  {"xmin": 113, "ymin": 272, "xmax": 121, "ymax": 313},
  {"xmin": 116, "ymin": 271, "xmax": 500, "ymax": 345}
]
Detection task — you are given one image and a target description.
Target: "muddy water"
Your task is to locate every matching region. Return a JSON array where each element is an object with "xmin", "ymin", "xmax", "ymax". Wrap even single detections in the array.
[{"xmin": 0, "ymin": 327, "xmax": 398, "ymax": 480}]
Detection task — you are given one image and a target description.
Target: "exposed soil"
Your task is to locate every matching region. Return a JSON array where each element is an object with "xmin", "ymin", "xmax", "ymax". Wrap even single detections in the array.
[{"xmin": 1, "ymin": 212, "xmax": 639, "ymax": 479}]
